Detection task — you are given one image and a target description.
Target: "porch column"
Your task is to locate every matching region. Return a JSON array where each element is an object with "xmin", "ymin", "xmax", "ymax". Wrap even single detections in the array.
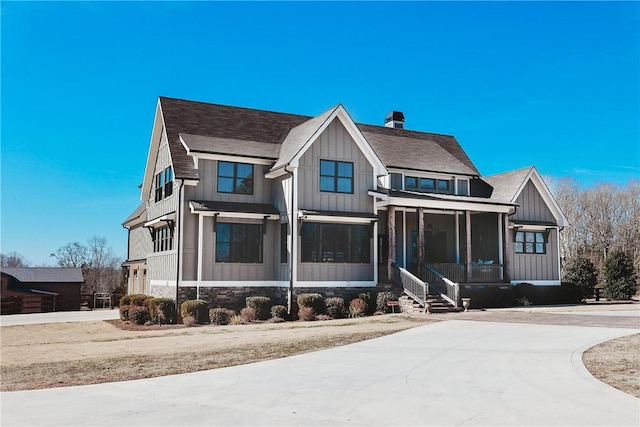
[
  {"xmin": 387, "ymin": 206, "xmax": 396, "ymax": 281},
  {"xmin": 197, "ymin": 214, "xmax": 203, "ymax": 300},
  {"xmin": 466, "ymin": 210, "xmax": 472, "ymax": 283},
  {"xmin": 417, "ymin": 207, "xmax": 425, "ymax": 277},
  {"xmin": 498, "ymin": 213, "xmax": 504, "ymax": 281},
  {"xmin": 503, "ymin": 214, "xmax": 512, "ymax": 282}
]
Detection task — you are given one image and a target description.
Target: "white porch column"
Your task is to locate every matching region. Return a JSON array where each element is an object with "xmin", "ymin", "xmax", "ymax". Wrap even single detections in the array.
[
  {"xmin": 387, "ymin": 206, "xmax": 396, "ymax": 281},
  {"xmin": 197, "ymin": 214, "xmax": 203, "ymax": 300},
  {"xmin": 498, "ymin": 213, "xmax": 504, "ymax": 280},
  {"xmin": 455, "ymin": 212, "xmax": 460, "ymax": 264},
  {"xmin": 373, "ymin": 220, "xmax": 378, "ymax": 284},
  {"xmin": 402, "ymin": 210, "xmax": 407, "ymax": 268},
  {"xmin": 466, "ymin": 210, "xmax": 472, "ymax": 283}
]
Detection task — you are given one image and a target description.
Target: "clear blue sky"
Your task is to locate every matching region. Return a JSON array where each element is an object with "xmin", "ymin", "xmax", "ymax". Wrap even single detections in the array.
[{"xmin": 1, "ymin": 1, "xmax": 638, "ymax": 266}]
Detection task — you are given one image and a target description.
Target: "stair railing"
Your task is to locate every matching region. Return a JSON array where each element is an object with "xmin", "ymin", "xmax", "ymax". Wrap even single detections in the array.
[
  {"xmin": 391, "ymin": 262, "xmax": 428, "ymax": 307},
  {"xmin": 422, "ymin": 263, "xmax": 460, "ymax": 308}
]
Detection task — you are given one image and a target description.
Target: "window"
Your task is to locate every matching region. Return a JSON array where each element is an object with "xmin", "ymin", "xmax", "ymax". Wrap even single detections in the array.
[
  {"xmin": 438, "ymin": 179, "xmax": 451, "ymax": 192},
  {"xmin": 457, "ymin": 179, "xmax": 469, "ymax": 196},
  {"xmin": 301, "ymin": 223, "xmax": 370, "ymax": 263},
  {"xmin": 390, "ymin": 173, "xmax": 403, "ymax": 190},
  {"xmin": 217, "ymin": 161, "xmax": 254, "ymax": 195},
  {"xmin": 320, "ymin": 160, "xmax": 353, "ymax": 193},
  {"xmin": 152, "ymin": 225, "xmax": 173, "ymax": 252},
  {"xmin": 515, "ymin": 231, "xmax": 546, "ymax": 254},
  {"xmin": 280, "ymin": 223, "xmax": 288, "ymax": 263},
  {"xmin": 404, "ymin": 176, "xmax": 452, "ymax": 194},
  {"xmin": 154, "ymin": 170, "xmax": 164, "ymax": 202},
  {"xmin": 216, "ymin": 223, "xmax": 263, "ymax": 263},
  {"xmin": 164, "ymin": 166, "xmax": 173, "ymax": 198}
]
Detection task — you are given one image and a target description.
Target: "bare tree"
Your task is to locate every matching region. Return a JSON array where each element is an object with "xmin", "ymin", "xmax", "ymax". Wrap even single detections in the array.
[
  {"xmin": 0, "ymin": 251, "xmax": 31, "ymax": 267},
  {"xmin": 50, "ymin": 242, "xmax": 89, "ymax": 268}
]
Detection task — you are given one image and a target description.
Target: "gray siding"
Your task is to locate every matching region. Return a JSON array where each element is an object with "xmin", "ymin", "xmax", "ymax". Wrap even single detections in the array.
[
  {"xmin": 148, "ymin": 252, "xmax": 178, "ymax": 281},
  {"xmin": 190, "ymin": 159, "xmax": 272, "ymax": 204},
  {"xmin": 298, "ymin": 119, "xmax": 374, "ymax": 213},
  {"xmin": 148, "ymin": 130, "xmax": 178, "ymax": 220},
  {"xmin": 511, "ymin": 229, "xmax": 560, "ymax": 281},
  {"xmin": 181, "ymin": 194, "xmax": 198, "ymax": 281},
  {"xmin": 128, "ymin": 226, "xmax": 152, "ymax": 261},
  {"xmin": 512, "ymin": 181, "xmax": 555, "ymax": 223}
]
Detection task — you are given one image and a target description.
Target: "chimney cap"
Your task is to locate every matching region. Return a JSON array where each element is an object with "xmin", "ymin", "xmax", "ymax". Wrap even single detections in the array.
[{"xmin": 385, "ymin": 111, "xmax": 405, "ymax": 123}]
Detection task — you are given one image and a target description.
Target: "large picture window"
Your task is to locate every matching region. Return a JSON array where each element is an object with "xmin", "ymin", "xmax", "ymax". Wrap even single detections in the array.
[
  {"xmin": 217, "ymin": 161, "xmax": 254, "ymax": 195},
  {"xmin": 320, "ymin": 160, "xmax": 353, "ymax": 193},
  {"xmin": 216, "ymin": 223, "xmax": 263, "ymax": 263},
  {"xmin": 515, "ymin": 231, "xmax": 546, "ymax": 254},
  {"xmin": 301, "ymin": 223, "xmax": 370, "ymax": 263}
]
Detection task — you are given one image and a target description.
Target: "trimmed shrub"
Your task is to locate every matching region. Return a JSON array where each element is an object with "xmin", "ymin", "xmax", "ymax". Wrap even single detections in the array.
[
  {"xmin": 376, "ymin": 292, "xmax": 393, "ymax": 313},
  {"xmin": 298, "ymin": 306, "xmax": 316, "ymax": 321},
  {"xmin": 349, "ymin": 298, "xmax": 366, "ymax": 318},
  {"xmin": 119, "ymin": 304, "xmax": 131, "ymax": 321},
  {"xmin": 325, "ymin": 297, "xmax": 345, "ymax": 319},
  {"xmin": 210, "ymin": 307, "xmax": 234, "ymax": 325},
  {"xmin": 358, "ymin": 292, "xmax": 377, "ymax": 315},
  {"xmin": 129, "ymin": 306, "xmax": 150, "ymax": 325},
  {"xmin": 180, "ymin": 300, "xmax": 209, "ymax": 324},
  {"xmin": 129, "ymin": 294, "xmax": 150, "ymax": 306},
  {"xmin": 148, "ymin": 298, "xmax": 176, "ymax": 324},
  {"xmin": 246, "ymin": 296, "xmax": 272, "ymax": 320},
  {"xmin": 229, "ymin": 314, "xmax": 244, "ymax": 325},
  {"xmin": 271, "ymin": 305, "xmax": 288, "ymax": 320},
  {"xmin": 563, "ymin": 257, "xmax": 598, "ymax": 299},
  {"xmin": 297, "ymin": 293, "xmax": 325, "ymax": 314},
  {"xmin": 240, "ymin": 307, "xmax": 256, "ymax": 323},
  {"xmin": 603, "ymin": 250, "xmax": 638, "ymax": 300},
  {"xmin": 182, "ymin": 315, "xmax": 197, "ymax": 327}
]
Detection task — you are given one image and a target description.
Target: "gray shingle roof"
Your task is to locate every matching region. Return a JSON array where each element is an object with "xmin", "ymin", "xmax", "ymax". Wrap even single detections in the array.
[
  {"xmin": 1, "ymin": 267, "xmax": 84, "ymax": 283},
  {"xmin": 483, "ymin": 167, "xmax": 533, "ymax": 202},
  {"xmin": 180, "ymin": 133, "xmax": 280, "ymax": 160},
  {"xmin": 158, "ymin": 97, "xmax": 480, "ymax": 180},
  {"xmin": 190, "ymin": 200, "xmax": 280, "ymax": 215},
  {"xmin": 122, "ymin": 203, "xmax": 147, "ymax": 226}
]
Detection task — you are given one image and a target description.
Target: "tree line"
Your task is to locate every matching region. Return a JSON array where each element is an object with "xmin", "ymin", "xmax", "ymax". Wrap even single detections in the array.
[{"xmin": 1, "ymin": 236, "xmax": 124, "ymax": 294}]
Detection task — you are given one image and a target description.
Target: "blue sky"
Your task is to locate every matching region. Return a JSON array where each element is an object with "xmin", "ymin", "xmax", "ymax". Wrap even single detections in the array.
[{"xmin": 1, "ymin": 1, "xmax": 638, "ymax": 266}]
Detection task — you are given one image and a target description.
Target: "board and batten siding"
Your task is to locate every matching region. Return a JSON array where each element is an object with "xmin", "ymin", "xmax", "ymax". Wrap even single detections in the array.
[
  {"xmin": 128, "ymin": 226, "xmax": 152, "ymax": 261},
  {"xmin": 510, "ymin": 228, "xmax": 560, "ymax": 281},
  {"xmin": 511, "ymin": 181, "xmax": 555, "ymax": 223},
  {"xmin": 148, "ymin": 252, "xmax": 178, "ymax": 281},
  {"xmin": 297, "ymin": 118, "xmax": 374, "ymax": 213},
  {"xmin": 148, "ymin": 131, "xmax": 178, "ymax": 220},
  {"xmin": 189, "ymin": 159, "xmax": 272, "ymax": 204}
]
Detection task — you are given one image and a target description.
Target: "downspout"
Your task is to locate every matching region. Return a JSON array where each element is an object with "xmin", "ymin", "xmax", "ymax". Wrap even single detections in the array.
[{"xmin": 174, "ymin": 180, "xmax": 184, "ymax": 317}]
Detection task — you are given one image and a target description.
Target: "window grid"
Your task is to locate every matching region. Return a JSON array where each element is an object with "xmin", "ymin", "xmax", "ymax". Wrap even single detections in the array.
[
  {"xmin": 320, "ymin": 160, "xmax": 353, "ymax": 193},
  {"xmin": 301, "ymin": 223, "xmax": 370, "ymax": 263},
  {"xmin": 216, "ymin": 223, "xmax": 263, "ymax": 263},
  {"xmin": 515, "ymin": 231, "xmax": 546, "ymax": 254},
  {"xmin": 217, "ymin": 161, "xmax": 254, "ymax": 195}
]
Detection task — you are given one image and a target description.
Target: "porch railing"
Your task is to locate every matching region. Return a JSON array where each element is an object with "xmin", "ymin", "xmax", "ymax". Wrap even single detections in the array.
[
  {"xmin": 424, "ymin": 262, "xmax": 503, "ymax": 284},
  {"xmin": 391, "ymin": 262, "xmax": 427, "ymax": 307},
  {"xmin": 422, "ymin": 264, "xmax": 459, "ymax": 308}
]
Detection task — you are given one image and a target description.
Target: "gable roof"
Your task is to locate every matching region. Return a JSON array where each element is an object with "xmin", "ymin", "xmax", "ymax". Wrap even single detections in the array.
[
  {"xmin": 1, "ymin": 267, "xmax": 84, "ymax": 283},
  {"xmin": 145, "ymin": 97, "xmax": 482, "ymax": 192},
  {"xmin": 122, "ymin": 203, "xmax": 147, "ymax": 227},
  {"xmin": 484, "ymin": 166, "xmax": 569, "ymax": 227}
]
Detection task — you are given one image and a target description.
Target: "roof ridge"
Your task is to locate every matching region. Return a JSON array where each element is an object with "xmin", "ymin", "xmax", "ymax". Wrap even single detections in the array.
[{"xmin": 159, "ymin": 96, "xmax": 313, "ymax": 120}]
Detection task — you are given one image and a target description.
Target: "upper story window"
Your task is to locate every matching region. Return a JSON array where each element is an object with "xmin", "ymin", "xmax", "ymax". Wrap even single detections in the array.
[
  {"xmin": 216, "ymin": 223, "xmax": 263, "ymax": 263},
  {"xmin": 515, "ymin": 231, "xmax": 546, "ymax": 254},
  {"xmin": 218, "ymin": 161, "xmax": 254, "ymax": 195},
  {"xmin": 404, "ymin": 176, "xmax": 453, "ymax": 194},
  {"xmin": 320, "ymin": 160, "xmax": 353, "ymax": 193},
  {"xmin": 154, "ymin": 166, "xmax": 174, "ymax": 202},
  {"xmin": 457, "ymin": 179, "xmax": 469, "ymax": 196}
]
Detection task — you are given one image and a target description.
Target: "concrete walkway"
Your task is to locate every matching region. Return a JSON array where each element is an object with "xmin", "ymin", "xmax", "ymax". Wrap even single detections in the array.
[
  {"xmin": 2, "ymin": 319, "xmax": 638, "ymax": 426},
  {"xmin": 0, "ymin": 309, "xmax": 120, "ymax": 326}
]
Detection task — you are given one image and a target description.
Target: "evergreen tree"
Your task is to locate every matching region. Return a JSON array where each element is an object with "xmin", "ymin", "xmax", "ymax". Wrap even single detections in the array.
[
  {"xmin": 563, "ymin": 257, "xmax": 598, "ymax": 300},
  {"xmin": 602, "ymin": 250, "xmax": 638, "ymax": 300}
]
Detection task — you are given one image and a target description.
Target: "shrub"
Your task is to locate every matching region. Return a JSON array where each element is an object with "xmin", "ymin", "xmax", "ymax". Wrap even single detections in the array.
[
  {"xmin": 229, "ymin": 314, "xmax": 244, "ymax": 325},
  {"xmin": 316, "ymin": 314, "xmax": 332, "ymax": 321},
  {"xmin": 129, "ymin": 306, "xmax": 150, "ymax": 325},
  {"xmin": 376, "ymin": 292, "xmax": 393, "ymax": 313},
  {"xmin": 180, "ymin": 300, "xmax": 209, "ymax": 324},
  {"xmin": 325, "ymin": 297, "xmax": 345, "ymax": 319},
  {"xmin": 563, "ymin": 257, "xmax": 598, "ymax": 299},
  {"xmin": 119, "ymin": 304, "xmax": 131, "ymax": 321},
  {"xmin": 148, "ymin": 298, "xmax": 176, "ymax": 324},
  {"xmin": 297, "ymin": 293, "xmax": 325, "ymax": 315},
  {"xmin": 271, "ymin": 305, "xmax": 288, "ymax": 320},
  {"xmin": 298, "ymin": 306, "xmax": 316, "ymax": 321},
  {"xmin": 182, "ymin": 315, "xmax": 197, "ymax": 327},
  {"xmin": 349, "ymin": 298, "xmax": 366, "ymax": 318},
  {"xmin": 245, "ymin": 296, "xmax": 272, "ymax": 320},
  {"xmin": 358, "ymin": 292, "xmax": 377, "ymax": 315},
  {"xmin": 209, "ymin": 307, "xmax": 234, "ymax": 325},
  {"xmin": 128, "ymin": 294, "xmax": 150, "ymax": 306},
  {"xmin": 240, "ymin": 307, "xmax": 256, "ymax": 323},
  {"xmin": 602, "ymin": 250, "xmax": 638, "ymax": 300}
]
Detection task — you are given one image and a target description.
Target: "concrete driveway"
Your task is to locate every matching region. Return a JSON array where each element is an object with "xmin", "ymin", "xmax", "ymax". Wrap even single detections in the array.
[{"xmin": 2, "ymin": 318, "xmax": 638, "ymax": 426}]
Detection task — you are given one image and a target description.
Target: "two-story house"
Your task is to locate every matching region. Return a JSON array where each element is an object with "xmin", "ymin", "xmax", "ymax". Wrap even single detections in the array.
[{"xmin": 122, "ymin": 97, "xmax": 568, "ymax": 310}]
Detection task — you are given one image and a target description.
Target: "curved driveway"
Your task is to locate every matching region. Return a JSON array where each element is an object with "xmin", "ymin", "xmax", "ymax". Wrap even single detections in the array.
[{"xmin": 2, "ymin": 316, "xmax": 639, "ymax": 426}]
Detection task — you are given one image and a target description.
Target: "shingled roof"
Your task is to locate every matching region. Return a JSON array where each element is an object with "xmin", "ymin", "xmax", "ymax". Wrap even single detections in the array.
[
  {"xmin": 158, "ymin": 97, "xmax": 480, "ymax": 180},
  {"xmin": 483, "ymin": 167, "xmax": 533, "ymax": 202},
  {"xmin": 1, "ymin": 267, "xmax": 84, "ymax": 283}
]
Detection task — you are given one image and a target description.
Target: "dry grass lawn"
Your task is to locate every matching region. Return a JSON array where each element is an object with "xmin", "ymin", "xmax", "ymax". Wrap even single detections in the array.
[
  {"xmin": 0, "ymin": 315, "xmax": 435, "ymax": 391},
  {"xmin": 583, "ymin": 332, "xmax": 640, "ymax": 398}
]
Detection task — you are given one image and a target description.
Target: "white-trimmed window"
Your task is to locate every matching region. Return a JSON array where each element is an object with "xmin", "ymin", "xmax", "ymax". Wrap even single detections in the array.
[
  {"xmin": 154, "ymin": 166, "xmax": 174, "ymax": 202},
  {"xmin": 152, "ymin": 225, "xmax": 173, "ymax": 252},
  {"xmin": 217, "ymin": 161, "xmax": 254, "ymax": 195},
  {"xmin": 301, "ymin": 223, "xmax": 370, "ymax": 263},
  {"xmin": 216, "ymin": 223, "xmax": 263, "ymax": 263},
  {"xmin": 320, "ymin": 160, "xmax": 353, "ymax": 193}
]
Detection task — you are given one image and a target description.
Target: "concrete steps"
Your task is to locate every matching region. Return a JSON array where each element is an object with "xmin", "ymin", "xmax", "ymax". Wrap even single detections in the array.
[{"xmin": 398, "ymin": 294, "xmax": 463, "ymax": 314}]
